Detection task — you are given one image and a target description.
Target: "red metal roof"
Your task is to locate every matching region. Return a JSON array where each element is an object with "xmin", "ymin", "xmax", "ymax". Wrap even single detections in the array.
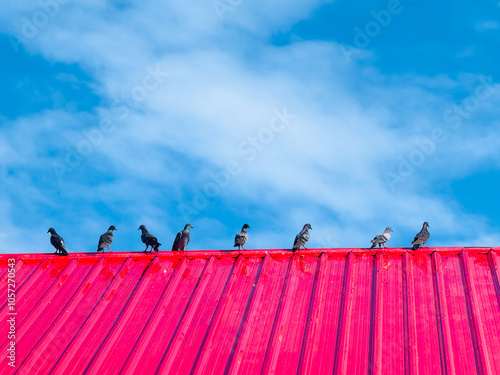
[{"xmin": 2, "ymin": 247, "xmax": 500, "ymax": 374}]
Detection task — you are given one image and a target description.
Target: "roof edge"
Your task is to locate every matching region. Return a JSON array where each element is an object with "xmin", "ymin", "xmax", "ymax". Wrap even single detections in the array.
[{"xmin": 1, "ymin": 247, "xmax": 499, "ymax": 263}]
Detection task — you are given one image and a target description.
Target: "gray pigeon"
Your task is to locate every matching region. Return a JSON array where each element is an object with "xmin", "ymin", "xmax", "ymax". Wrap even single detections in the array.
[
  {"xmin": 172, "ymin": 223, "xmax": 193, "ymax": 251},
  {"xmin": 97, "ymin": 225, "xmax": 117, "ymax": 252},
  {"xmin": 138, "ymin": 225, "xmax": 161, "ymax": 252},
  {"xmin": 411, "ymin": 222, "xmax": 430, "ymax": 250},
  {"xmin": 370, "ymin": 227, "xmax": 393, "ymax": 249},
  {"xmin": 234, "ymin": 224, "xmax": 250, "ymax": 250},
  {"xmin": 292, "ymin": 224, "xmax": 312, "ymax": 251},
  {"xmin": 47, "ymin": 228, "xmax": 68, "ymax": 256}
]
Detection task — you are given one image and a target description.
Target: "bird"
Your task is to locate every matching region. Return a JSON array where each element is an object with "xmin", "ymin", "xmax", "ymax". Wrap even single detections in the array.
[
  {"xmin": 411, "ymin": 222, "xmax": 430, "ymax": 250},
  {"xmin": 172, "ymin": 223, "xmax": 193, "ymax": 251},
  {"xmin": 234, "ymin": 224, "xmax": 250, "ymax": 250},
  {"xmin": 370, "ymin": 227, "xmax": 393, "ymax": 249},
  {"xmin": 47, "ymin": 228, "xmax": 68, "ymax": 256},
  {"xmin": 292, "ymin": 224, "xmax": 312, "ymax": 251},
  {"xmin": 138, "ymin": 225, "xmax": 161, "ymax": 252},
  {"xmin": 97, "ymin": 225, "xmax": 117, "ymax": 252}
]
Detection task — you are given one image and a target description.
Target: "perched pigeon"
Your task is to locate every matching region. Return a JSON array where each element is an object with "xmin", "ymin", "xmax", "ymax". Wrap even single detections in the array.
[
  {"xmin": 234, "ymin": 224, "xmax": 250, "ymax": 250},
  {"xmin": 370, "ymin": 227, "xmax": 393, "ymax": 249},
  {"xmin": 47, "ymin": 228, "xmax": 68, "ymax": 256},
  {"xmin": 97, "ymin": 225, "xmax": 117, "ymax": 252},
  {"xmin": 172, "ymin": 223, "xmax": 193, "ymax": 251},
  {"xmin": 411, "ymin": 222, "xmax": 430, "ymax": 250},
  {"xmin": 138, "ymin": 225, "xmax": 161, "ymax": 252},
  {"xmin": 292, "ymin": 224, "xmax": 312, "ymax": 251}
]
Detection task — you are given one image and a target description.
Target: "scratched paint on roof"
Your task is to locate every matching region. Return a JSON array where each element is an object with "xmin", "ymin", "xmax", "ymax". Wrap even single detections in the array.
[{"xmin": 1, "ymin": 247, "xmax": 500, "ymax": 374}]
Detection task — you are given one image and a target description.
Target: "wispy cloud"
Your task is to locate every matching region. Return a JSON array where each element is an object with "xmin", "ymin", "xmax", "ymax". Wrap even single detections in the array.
[{"xmin": 0, "ymin": 1, "xmax": 499, "ymax": 253}]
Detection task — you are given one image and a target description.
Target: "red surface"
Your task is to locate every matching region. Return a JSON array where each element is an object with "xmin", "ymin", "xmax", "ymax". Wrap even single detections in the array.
[{"xmin": 2, "ymin": 247, "xmax": 500, "ymax": 374}]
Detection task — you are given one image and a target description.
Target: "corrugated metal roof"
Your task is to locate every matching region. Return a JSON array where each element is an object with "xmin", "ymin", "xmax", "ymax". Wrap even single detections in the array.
[{"xmin": 2, "ymin": 247, "xmax": 500, "ymax": 374}]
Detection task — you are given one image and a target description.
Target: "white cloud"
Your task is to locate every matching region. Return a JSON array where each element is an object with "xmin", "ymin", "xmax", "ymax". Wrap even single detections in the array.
[{"xmin": 1, "ymin": 1, "xmax": 500, "ymax": 253}]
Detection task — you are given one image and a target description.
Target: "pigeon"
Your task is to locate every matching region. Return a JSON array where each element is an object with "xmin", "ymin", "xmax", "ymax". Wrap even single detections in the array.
[
  {"xmin": 47, "ymin": 228, "xmax": 68, "ymax": 256},
  {"xmin": 292, "ymin": 224, "xmax": 312, "ymax": 251},
  {"xmin": 172, "ymin": 223, "xmax": 193, "ymax": 251},
  {"xmin": 234, "ymin": 224, "xmax": 250, "ymax": 250},
  {"xmin": 97, "ymin": 225, "xmax": 117, "ymax": 252},
  {"xmin": 411, "ymin": 222, "xmax": 430, "ymax": 250},
  {"xmin": 370, "ymin": 227, "xmax": 393, "ymax": 249},
  {"xmin": 138, "ymin": 225, "xmax": 161, "ymax": 252}
]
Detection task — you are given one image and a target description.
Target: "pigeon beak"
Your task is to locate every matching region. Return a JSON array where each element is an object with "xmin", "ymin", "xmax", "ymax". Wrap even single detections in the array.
[{"xmin": 47, "ymin": 230, "xmax": 49, "ymax": 233}]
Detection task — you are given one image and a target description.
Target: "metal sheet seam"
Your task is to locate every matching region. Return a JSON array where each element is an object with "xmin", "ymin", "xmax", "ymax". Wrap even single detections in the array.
[
  {"xmin": 432, "ymin": 252, "xmax": 457, "ymax": 375},
  {"xmin": 83, "ymin": 255, "xmax": 172, "ymax": 374},
  {"xmin": 333, "ymin": 252, "xmax": 355, "ymax": 375},
  {"xmin": 152, "ymin": 256, "xmax": 217, "ymax": 374},
  {"xmin": 403, "ymin": 252, "xmax": 419, "ymax": 375},
  {"xmin": 261, "ymin": 254, "xmax": 298, "ymax": 374},
  {"xmin": 460, "ymin": 251, "xmax": 493, "ymax": 375},
  {"xmin": 225, "ymin": 253, "xmax": 273, "ymax": 374},
  {"xmin": 369, "ymin": 252, "xmax": 384, "ymax": 375},
  {"xmin": 118, "ymin": 256, "xmax": 192, "ymax": 374},
  {"xmin": 297, "ymin": 252, "xmax": 329, "ymax": 374},
  {"xmin": 190, "ymin": 255, "xmax": 246, "ymax": 374},
  {"xmin": 48, "ymin": 257, "xmax": 136, "ymax": 374},
  {"xmin": 18, "ymin": 257, "xmax": 109, "ymax": 371}
]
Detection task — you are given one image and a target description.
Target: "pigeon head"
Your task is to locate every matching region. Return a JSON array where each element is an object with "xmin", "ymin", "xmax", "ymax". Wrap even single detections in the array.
[
  {"xmin": 385, "ymin": 227, "xmax": 393, "ymax": 232},
  {"xmin": 423, "ymin": 222, "xmax": 429, "ymax": 228},
  {"xmin": 138, "ymin": 225, "xmax": 147, "ymax": 231},
  {"xmin": 47, "ymin": 228, "xmax": 56, "ymax": 234},
  {"xmin": 184, "ymin": 223, "xmax": 194, "ymax": 230},
  {"xmin": 108, "ymin": 225, "xmax": 117, "ymax": 231},
  {"xmin": 242, "ymin": 224, "xmax": 250, "ymax": 230},
  {"xmin": 303, "ymin": 224, "xmax": 312, "ymax": 230}
]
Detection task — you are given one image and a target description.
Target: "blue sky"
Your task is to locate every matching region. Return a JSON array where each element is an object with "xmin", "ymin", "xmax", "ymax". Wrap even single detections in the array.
[{"xmin": 1, "ymin": 0, "xmax": 499, "ymax": 253}]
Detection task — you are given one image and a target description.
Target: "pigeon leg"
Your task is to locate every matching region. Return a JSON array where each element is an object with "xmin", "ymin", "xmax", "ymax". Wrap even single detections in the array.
[
  {"xmin": 108, "ymin": 247, "xmax": 113, "ymax": 253},
  {"xmin": 303, "ymin": 246, "xmax": 308, "ymax": 250}
]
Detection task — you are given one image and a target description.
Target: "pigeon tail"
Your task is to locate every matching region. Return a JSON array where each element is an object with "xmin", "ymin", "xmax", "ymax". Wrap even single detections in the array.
[{"xmin": 370, "ymin": 243, "xmax": 376, "ymax": 249}]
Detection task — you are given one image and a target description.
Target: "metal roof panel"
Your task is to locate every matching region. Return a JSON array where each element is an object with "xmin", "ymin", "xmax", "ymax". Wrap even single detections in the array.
[{"xmin": 2, "ymin": 247, "xmax": 500, "ymax": 374}]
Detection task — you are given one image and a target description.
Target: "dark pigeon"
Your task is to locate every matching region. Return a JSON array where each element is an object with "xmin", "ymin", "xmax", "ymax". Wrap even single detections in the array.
[
  {"xmin": 411, "ymin": 222, "xmax": 430, "ymax": 250},
  {"xmin": 292, "ymin": 224, "xmax": 312, "ymax": 251},
  {"xmin": 172, "ymin": 223, "xmax": 193, "ymax": 251},
  {"xmin": 139, "ymin": 225, "xmax": 161, "ymax": 252},
  {"xmin": 47, "ymin": 228, "xmax": 68, "ymax": 256},
  {"xmin": 97, "ymin": 225, "xmax": 117, "ymax": 252},
  {"xmin": 370, "ymin": 227, "xmax": 393, "ymax": 249},
  {"xmin": 234, "ymin": 224, "xmax": 250, "ymax": 250}
]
